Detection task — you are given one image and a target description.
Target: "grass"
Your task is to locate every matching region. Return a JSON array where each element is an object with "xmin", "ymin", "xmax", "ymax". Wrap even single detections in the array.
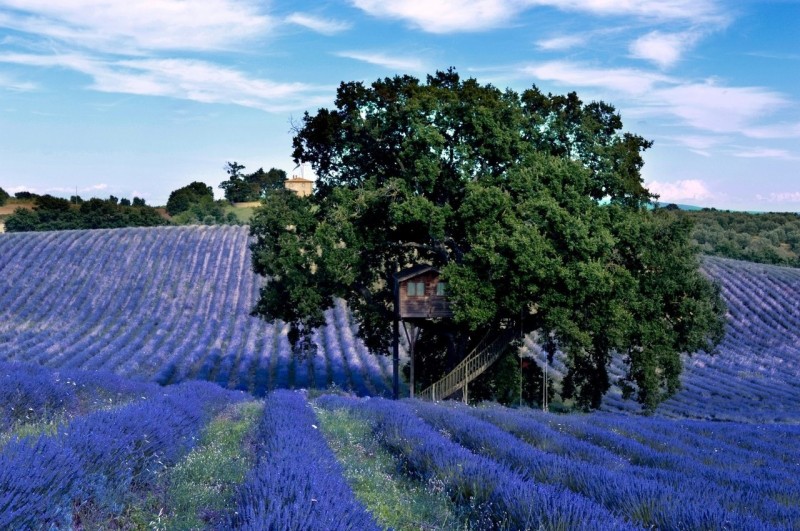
[
  {"xmin": 0, "ymin": 416, "xmax": 65, "ymax": 448},
  {"xmin": 315, "ymin": 404, "xmax": 466, "ymax": 530},
  {"xmin": 223, "ymin": 204, "xmax": 257, "ymax": 224},
  {"xmin": 128, "ymin": 399, "xmax": 264, "ymax": 530}
]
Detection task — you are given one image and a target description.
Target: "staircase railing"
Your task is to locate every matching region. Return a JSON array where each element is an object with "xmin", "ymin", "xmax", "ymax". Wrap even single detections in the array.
[{"xmin": 418, "ymin": 327, "xmax": 518, "ymax": 402}]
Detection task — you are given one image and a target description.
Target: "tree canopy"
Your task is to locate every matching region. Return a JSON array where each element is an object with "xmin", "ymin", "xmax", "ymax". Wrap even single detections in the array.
[
  {"xmin": 166, "ymin": 181, "xmax": 215, "ymax": 216},
  {"xmin": 219, "ymin": 162, "xmax": 287, "ymax": 203},
  {"xmin": 4, "ymin": 194, "xmax": 167, "ymax": 232},
  {"xmin": 250, "ymin": 70, "xmax": 725, "ymax": 411},
  {"xmin": 0, "ymin": 186, "xmax": 9, "ymax": 206}
]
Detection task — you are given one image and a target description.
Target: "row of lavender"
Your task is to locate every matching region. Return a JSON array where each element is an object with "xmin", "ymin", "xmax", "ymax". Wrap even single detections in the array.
[
  {"xmin": 522, "ymin": 255, "xmax": 800, "ymax": 421},
  {"xmin": 0, "ymin": 360, "xmax": 379, "ymax": 529},
  {"xmin": 318, "ymin": 394, "xmax": 800, "ymax": 529},
  {"xmin": 3, "ymin": 358, "xmax": 797, "ymax": 528},
  {"xmin": 0, "ymin": 226, "xmax": 401, "ymax": 396},
  {"xmin": 0, "ymin": 361, "xmax": 244, "ymax": 528}
]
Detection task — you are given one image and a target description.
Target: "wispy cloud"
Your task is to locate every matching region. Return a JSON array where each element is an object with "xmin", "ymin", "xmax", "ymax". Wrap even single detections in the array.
[
  {"xmin": 745, "ymin": 122, "xmax": 800, "ymax": 139},
  {"xmin": 550, "ymin": 0, "xmax": 727, "ymax": 25},
  {"xmin": 733, "ymin": 147, "xmax": 797, "ymax": 160},
  {"xmin": 0, "ymin": 73, "xmax": 37, "ymax": 91},
  {"xmin": 516, "ymin": 60, "xmax": 795, "ymax": 140},
  {"xmin": 629, "ymin": 30, "xmax": 699, "ymax": 69},
  {"xmin": 336, "ymin": 51, "xmax": 426, "ymax": 72},
  {"xmin": 521, "ymin": 61, "xmax": 671, "ymax": 95},
  {"xmin": 0, "ymin": 53, "xmax": 330, "ymax": 112},
  {"xmin": 670, "ymin": 134, "xmax": 727, "ymax": 157},
  {"xmin": 351, "ymin": 0, "xmax": 518, "ymax": 33},
  {"xmin": 756, "ymin": 191, "xmax": 800, "ymax": 204},
  {"xmin": 0, "ymin": 0, "xmax": 272, "ymax": 53},
  {"xmin": 647, "ymin": 179, "xmax": 713, "ymax": 202},
  {"xmin": 535, "ymin": 34, "xmax": 587, "ymax": 51},
  {"xmin": 653, "ymin": 82, "xmax": 789, "ymax": 135},
  {"xmin": 286, "ymin": 12, "xmax": 352, "ymax": 35},
  {"xmin": 351, "ymin": 0, "xmax": 727, "ymax": 33}
]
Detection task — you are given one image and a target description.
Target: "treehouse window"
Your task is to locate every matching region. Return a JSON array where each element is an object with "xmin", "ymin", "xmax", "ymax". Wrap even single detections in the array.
[
  {"xmin": 436, "ymin": 282, "xmax": 447, "ymax": 296},
  {"xmin": 407, "ymin": 282, "xmax": 425, "ymax": 297}
]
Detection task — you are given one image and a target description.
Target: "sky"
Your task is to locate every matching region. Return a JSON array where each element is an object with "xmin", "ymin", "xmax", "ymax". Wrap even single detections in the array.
[{"xmin": 0, "ymin": 0, "xmax": 798, "ymax": 210}]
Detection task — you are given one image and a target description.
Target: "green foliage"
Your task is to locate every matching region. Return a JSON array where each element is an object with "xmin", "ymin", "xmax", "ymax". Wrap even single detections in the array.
[
  {"xmin": 251, "ymin": 70, "xmax": 725, "ymax": 411},
  {"xmin": 0, "ymin": 186, "xmax": 9, "ymax": 206},
  {"xmin": 14, "ymin": 191, "xmax": 39, "ymax": 200},
  {"xmin": 219, "ymin": 162, "xmax": 287, "ymax": 203},
  {"xmin": 468, "ymin": 348, "xmax": 524, "ymax": 406},
  {"xmin": 165, "ymin": 181, "xmax": 214, "ymax": 216},
  {"xmin": 315, "ymin": 405, "xmax": 462, "ymax": 530},
  {"xmin": 4, "ymin": 195, "xmax": 168, "ymax": 232},
  {"xmin": 681, "ymin": 209, "xmax": 800, "ymax": 267}
]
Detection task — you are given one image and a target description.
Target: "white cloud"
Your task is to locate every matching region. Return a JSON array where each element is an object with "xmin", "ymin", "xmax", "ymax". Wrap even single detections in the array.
[
  {"xmin": 336, "ymin": 51, "xmax": 426, "ymax": 72},
  {"xmin": 518, "ymin": 61, "xmax": 794, "ymax": 140},
  {"xmin": 0, "ymin": 53, "xmax": 330, "ymax": 112},
  {"xmin": 653, "ymin": 82, "xmax": 788, "ymax": 135},
  {"xmin": 745, "ymin": 122, "xmax": 800, "ymax": 139},
  {"xmin": 733, "ymin": 147, "xmax": 796, "ymax": 160},
  {"xmin": 550, "ymin": 0, "xmax": 726, "ymax": 24},
  {"xmin": 0, "ymin": 1, "xmax": 272, "ymax": 53},
  {"xmin": 536, "ymin": 35, "xmax": 587, "ymax": 51},
  {"xmin": 758, "ymin": 192, "xmax": 800, "ymax": 204},
  {"xmin": 351, "ymin": 0, "xmax": 519, "ymax": 33},
  {"xmin": 670, "ymin": 135, "xmax": 726, "ymax": 157},
  {"xmin": 647, "ymin": 179, "xmax": 713, "ymax": 202},
  {"xmin": 286, "ymin": 12, "xmax": 352, "ymax": 35},
  {"xmin": 351, "ymin": 0, "xmax": 726, "ymax": 34},
  {"xmin": 629, "ymin": 31, "xmax": 699, "ymax": 69},
  {"xmin": 0, "ymin": 73, "xmax": 37, "ymax": 91},
  {"xmin": 521, "ymin": 61, "xmax": 671, "ymax": 95}
]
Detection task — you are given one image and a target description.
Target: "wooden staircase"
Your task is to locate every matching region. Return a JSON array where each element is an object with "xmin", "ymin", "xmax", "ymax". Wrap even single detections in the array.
[{"xmin": 418, "ymin": 327, "xmax": 518, "ymax": 402}]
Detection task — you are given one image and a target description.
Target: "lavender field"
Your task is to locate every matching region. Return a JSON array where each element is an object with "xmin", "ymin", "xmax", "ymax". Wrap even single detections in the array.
[
  {"xmin": 0, "ymin": 226, "xmax": 402, "ymax": 397},
  {"xmin": 1, "ymin": 225, "xmax": 799, "ymax": 528}
]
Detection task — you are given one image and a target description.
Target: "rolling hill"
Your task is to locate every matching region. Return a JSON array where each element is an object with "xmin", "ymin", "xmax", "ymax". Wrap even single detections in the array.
[
  {"xmin": 1, "ymin": 225, "xmax": 799, "ymax": 528},
  {"xmin": 0, "ymin": 225, "xmax": 403, "ymax": 398},
  {"xmin": 1, "ymin": 225, "xmax": 800, "ymax": 420}
]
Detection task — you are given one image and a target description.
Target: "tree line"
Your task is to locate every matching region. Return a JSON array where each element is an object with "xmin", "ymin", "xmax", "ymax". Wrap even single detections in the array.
[
  {"xmin": 674, "ymin": 208, "xmax": 800, "ymax": 267},
  {"xmin": 1, "ymin": 163, "xmax": 287, "ymax": 232}
]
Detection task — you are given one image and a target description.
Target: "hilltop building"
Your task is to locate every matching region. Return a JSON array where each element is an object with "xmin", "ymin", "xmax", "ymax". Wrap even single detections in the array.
[{"xmin": 284, "ymin": 176, "xmax": 313, "ymax": 197}]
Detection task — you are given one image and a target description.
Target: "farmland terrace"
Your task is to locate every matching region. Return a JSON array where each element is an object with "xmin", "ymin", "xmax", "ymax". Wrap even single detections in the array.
[{"xmin": 1, "ymin": 225, "xmax": 799, "ymax": 528}]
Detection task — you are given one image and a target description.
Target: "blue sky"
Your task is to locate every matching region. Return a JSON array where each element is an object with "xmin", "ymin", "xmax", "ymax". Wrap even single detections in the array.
[{"xmin": 0, "ymin": 0, "xmax": 798, "ymax": 210}]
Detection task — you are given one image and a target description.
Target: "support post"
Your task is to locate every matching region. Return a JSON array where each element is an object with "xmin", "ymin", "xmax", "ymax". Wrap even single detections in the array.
[
  {"xmin": 410, "ymin": 336, "xmax": 415, "ymax": 399},
  {"xmin": 393, "ymin": 316, "xmax": 399, "ymax": 400}
]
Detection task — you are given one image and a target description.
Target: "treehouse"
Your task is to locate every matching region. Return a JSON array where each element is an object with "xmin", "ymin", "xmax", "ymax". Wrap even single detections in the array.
[{"xmin": 394, "ymin": 265, "xmax": 453, "ymax": 320}]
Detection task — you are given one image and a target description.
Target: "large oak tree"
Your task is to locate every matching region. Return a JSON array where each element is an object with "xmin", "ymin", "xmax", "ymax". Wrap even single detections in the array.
[{"xmin": 250, "ymin": 70, "xmax": 725, "ymax": 411}]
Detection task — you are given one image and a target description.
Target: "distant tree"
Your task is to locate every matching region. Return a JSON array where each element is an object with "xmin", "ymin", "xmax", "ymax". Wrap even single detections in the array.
[
  {"xmin": 219, "ymin": 162, "xmax": 250, "ymax": 203},
  {"xmin": 35, "ymin": 195, "xmax": 71, "ymax": 212},
  {"xmin": 14, "ymin": 191, "xmax": 39, "ymax": 200},
  {"xmin": 251, "ymin": 70, "xmax": 726, "ymax": 411},
  {"xmin": 681, "ymin": 209, "xmax": 800, "ymax": 267},
  {"xmin": 0, "ymin": 186, "xmax": 9, "ymax": 206},
  {"xmin": 119, "ymin": 198, "xmax": 131, "ymax": 207},
  {"xmin": 5, "ymin": 194, "xmax": 168, "ymax": 232},
  {"xmin": 166, "ymin": 182, "xmax": 214, "ymax": 216},
  {"xmin": 219, "ymin": 162, "xmax": 287, "ymax": 202},
  {"xmin": 69, "ymin": 195, "xmax": 84, "ymax": 205},
  {"xmin": 250, "ymin": 167, "xmax": 287, "ymax": 197},
  {"xmin": 3, "ymin": 208, "xmax": 38, "ymax": 231},
  {"xmin": 132, "ymin": 197, "xmax": 146, "ymax": 207},
  {"xmin": 171, "ymin": 195, "xmax": 226, "ymax": 225}
]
